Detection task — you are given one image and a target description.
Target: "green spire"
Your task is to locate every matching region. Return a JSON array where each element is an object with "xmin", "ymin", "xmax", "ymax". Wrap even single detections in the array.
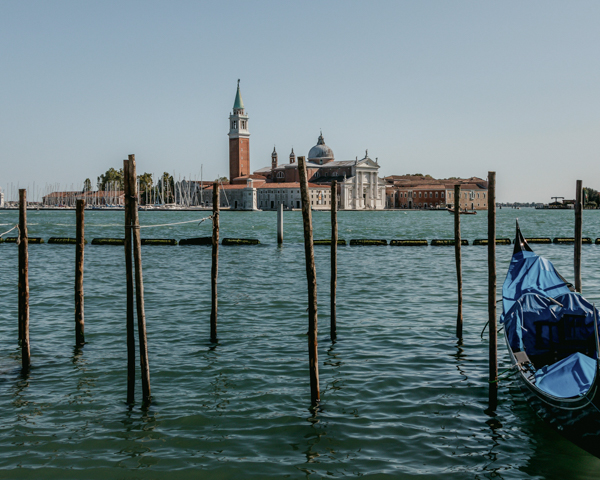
[{"xmin": 233, "ymin": 79, "xmax": 244, "ymax": 110}]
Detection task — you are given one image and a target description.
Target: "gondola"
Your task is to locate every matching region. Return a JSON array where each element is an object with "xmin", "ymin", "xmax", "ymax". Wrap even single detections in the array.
[
  {"xmin": 500, "ymin": 221, "xmax": 600, "ymax": 457},
  {"xmin": 446, "ymin": 207, "xmax": 477, "ymax": 215}
]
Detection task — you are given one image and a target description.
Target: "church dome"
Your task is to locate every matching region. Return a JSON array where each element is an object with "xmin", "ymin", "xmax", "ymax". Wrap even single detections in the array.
[{"xmin": 308, "ymin": 133, "xmax": 334, "ymax": 164}]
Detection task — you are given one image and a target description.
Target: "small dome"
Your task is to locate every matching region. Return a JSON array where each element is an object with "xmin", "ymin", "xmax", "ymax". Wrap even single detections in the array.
[{"xmin": 308, "ymin": 133, "xmax": 334, "ymax": 164}]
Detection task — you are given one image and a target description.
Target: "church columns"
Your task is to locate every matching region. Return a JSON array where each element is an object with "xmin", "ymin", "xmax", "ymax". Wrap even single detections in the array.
[{"xmin": 354, "ymin": 170, "xmax": 359, "ymax": 209}]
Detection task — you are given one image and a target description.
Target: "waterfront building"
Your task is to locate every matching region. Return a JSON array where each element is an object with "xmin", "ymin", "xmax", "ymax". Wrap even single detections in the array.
[
  {"xmin": 257, "ymin": 182, "xmax": 331, "ymax": 210},
  {"xmin": 0, "ymin": 188, "xmax": 4, "ymax": 208},
  {"xmin": 385, "ymin": 175, "xmax": 488, "ymax": 210},
  {"xmin": 201, "ymin": 180, "xmax": 331, "ymax": 210},
  {"xmin": 444, "ymin": 179, "xmax": 488, "ymax": 210}
]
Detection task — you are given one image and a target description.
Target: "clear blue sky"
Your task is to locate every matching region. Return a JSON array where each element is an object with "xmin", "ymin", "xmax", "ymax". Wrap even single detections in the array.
[{"xmin": 1, "ymin": 1, "xmax": 599, "ymax": 202}]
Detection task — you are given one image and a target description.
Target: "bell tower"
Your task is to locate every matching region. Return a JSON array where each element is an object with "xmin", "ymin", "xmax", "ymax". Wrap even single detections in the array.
[
  {"xmin": 271, "ymin": 146, "xmax": 278, "ymax": 170},
  {"xmin": 228, "ymin": 79, "xmax": 250, "ymax": 183}
]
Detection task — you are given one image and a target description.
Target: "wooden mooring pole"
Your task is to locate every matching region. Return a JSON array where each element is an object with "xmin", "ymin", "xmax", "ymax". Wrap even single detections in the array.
[
  {"xmin": 454, "ymin": 185, "xmax": 462, "ymax": 339},
  {"xmin": 277, "ymin": 203, "xmax": 283, "ymax": 245},
  {"xmin": 298, "ymin": 156, "xmax": 320, "ymax": 407},
  {"xmin": 488, "ymin": 171, "xmax": 498, "ymax": 409},
  {"xmin": 75, "ymin": 198, "xmax": 85, "ymax": 346},
  {"xmin": 331, "ymin": 180, "xmax": 338, "ymax": 342},
  {"xmin": 575, "ymin": 179, "xmax": 583, "ymax": 293},
  {"xmin": 210, "ymin": 182, "xmax": 219, "ymax": 343},
  {"xmin": 128, "ymin": 154, "xmax": 151, "ymax": 406},
  {"xmin": 123, "ymin": 159, "xmax": 135, "ymax": 405},
  {"xmin": 18, "ymin": 189, "xmax": 30, "ymax": 371}
]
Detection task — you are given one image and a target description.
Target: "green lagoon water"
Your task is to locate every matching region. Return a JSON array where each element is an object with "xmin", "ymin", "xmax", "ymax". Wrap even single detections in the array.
[{"xmin": 1, "ymin": 208, "xmax": 600, "ymax": 479}]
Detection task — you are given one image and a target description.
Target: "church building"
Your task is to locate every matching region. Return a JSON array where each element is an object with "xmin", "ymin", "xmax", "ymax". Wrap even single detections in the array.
[{"xmin": 254, "ymin": 133, "xmax": 386, "ymax": 210}]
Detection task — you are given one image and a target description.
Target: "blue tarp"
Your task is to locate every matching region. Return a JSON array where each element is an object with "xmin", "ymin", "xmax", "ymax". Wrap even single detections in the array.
[
  {"xmin": 500, "ymin": 246, "xmax": 600, "ymax": 398},
  {"xmin": 535, "ymin": 352, "xmax": 597, "ymax": 398},
  {"xmin": 502, "ymin": 292, "xmax": 598, "ymax": 355},
  {"xmin": 500, "ymin": 250, "xmax": 571, "ymax": 321}
]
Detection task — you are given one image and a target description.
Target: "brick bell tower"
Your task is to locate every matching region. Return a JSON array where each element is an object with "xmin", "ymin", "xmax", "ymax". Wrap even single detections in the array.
[{"xmin": 228, "ymin": 79, "xmax": 250, "ymax": 183}]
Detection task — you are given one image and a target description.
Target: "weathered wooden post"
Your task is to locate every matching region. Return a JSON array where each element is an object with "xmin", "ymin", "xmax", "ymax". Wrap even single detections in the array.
[
  {"xmin": 18, "ymin": 189, "xmax": 30, "ymax": 371},
  {"xmin": 123, "ymin": 159, "xmax": 135, "ymax": 405},
  {"xmin": 331, "ymin": 180, "xmax": 338, "ymax": 342},
  {"xmin": 454, "ymin": 185, "xmax": 463, "ymax": 339},
  {"xmin": 277, "ymin": 203, "xmax": 283, "ymax": 244},
  {"xmin": 298, "ymin": 156, "xmax": 320, "ymax": 407},
  {"xmin": 488, "ymin": 171, "xmax": 498, "ymax": 409},
  {"xmin": 210, "ymin": 182, "xmax": 219, "ymax": 343},
  {"xmin": 128, "ymin": 154, "xmax": 151, "ymax": 405},
  {"xmin": 75, "ymin": 198, "xmax": 85, "ymax": 346},
  {"xmin": 575, "ymin": 179, "xmax": 583, "ymax": 293}
]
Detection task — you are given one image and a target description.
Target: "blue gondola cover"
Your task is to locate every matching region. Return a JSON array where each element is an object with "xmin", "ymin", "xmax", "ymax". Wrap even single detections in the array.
[{"xmin": 535, "ymin": 352, "xmax": 597, "ymax": 398}]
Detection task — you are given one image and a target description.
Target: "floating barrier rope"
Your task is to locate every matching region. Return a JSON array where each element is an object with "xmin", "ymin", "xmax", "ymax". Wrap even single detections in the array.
[
  {"xmin": 54, "ymin": 216, "xmax": 213, "ymax": 229},
  {"xmin": 0, "ymin": 225, "xmax": 18, "ymax": 237}
]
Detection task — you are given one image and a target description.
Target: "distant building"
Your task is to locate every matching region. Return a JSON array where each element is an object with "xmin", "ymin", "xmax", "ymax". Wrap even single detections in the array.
[
  {"xmin": 385, "ymin": 175, "xmax": 488, "ymax": 210},
  {"xmin": 254, "ymin": 133, "xmax": 386, "ymax": 210},
  {"xmin": 0, "ymin": 188, "xmax": 4, "ymax": 208},
  {"xmin": 200, "ymin": 180, "xmax": 331, "ymax": 211},
  {"xmin": 43, "ymin": 190, "xmax": 124, "ymax": 207}
]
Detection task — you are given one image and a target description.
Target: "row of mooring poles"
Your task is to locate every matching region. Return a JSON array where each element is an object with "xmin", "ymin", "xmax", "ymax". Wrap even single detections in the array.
[
  {"xmin": 16, "ymin": 191, "xmax": 85, "ymax": 374},
  {"xmin": 453, "ymin": 173, "xmax": 497, "ymax": 409},
  {"xmin": 123, "ymin": 154, "xmax": 151, "ymax": 406}
]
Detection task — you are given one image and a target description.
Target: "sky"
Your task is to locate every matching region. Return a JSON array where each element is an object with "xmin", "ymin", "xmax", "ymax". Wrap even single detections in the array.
[{"xmin": 1, "ymin": 1, "xmax": 599, "ymax": 202}]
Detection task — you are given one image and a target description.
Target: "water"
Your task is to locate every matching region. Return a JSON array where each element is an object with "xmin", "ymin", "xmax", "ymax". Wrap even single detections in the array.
[{"xmin": 1, "ymin": 208, "xmax": 600, "ymax": 479}]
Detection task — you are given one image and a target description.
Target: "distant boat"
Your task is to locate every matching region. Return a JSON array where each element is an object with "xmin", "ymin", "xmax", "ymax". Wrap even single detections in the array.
[
  {"xmin": 446, "ymin": 207, "xmax": 477, "ymax": 215},
  {"xmin": 500, "ymin": 221, "xmax": 600, "ymax": 457}
]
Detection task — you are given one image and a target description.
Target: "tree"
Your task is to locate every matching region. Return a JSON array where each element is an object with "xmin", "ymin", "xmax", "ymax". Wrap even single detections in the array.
[
  {"xmin": 157, "ymin": 172, "xmax": 175, "ymax": 204},
  {"xmin": 98, "ymin": 167, "xmax": 124, "ymax": 191},
  {"xmin": 138, "ymin": 172, "xmax": 153, "ymax": 205},
  {"xmin": 584, "ymin": 187, "xmax": 599, "ymax": 208},
  {"xmin": 216, "ymin": 176, "xmax": 228, "ymax": 183},
  {"xmin": 83, "ymin": 178, "xmax": 92, "ymax": 192}
]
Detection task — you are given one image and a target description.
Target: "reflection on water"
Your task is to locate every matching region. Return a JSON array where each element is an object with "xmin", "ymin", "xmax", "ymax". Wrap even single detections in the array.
[{"xmin": 0, "ymin": 209, "xmax": 599, "ymax": 477}]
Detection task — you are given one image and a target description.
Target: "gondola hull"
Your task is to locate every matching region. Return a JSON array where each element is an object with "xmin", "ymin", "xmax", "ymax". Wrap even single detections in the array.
[
  {"xmin": 506, "ymin": 336, "xmax": 600, "ymax": 457},
  {"xmin": 501, "ymin": 222, "xmax": 600, "ymax": 457}
]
